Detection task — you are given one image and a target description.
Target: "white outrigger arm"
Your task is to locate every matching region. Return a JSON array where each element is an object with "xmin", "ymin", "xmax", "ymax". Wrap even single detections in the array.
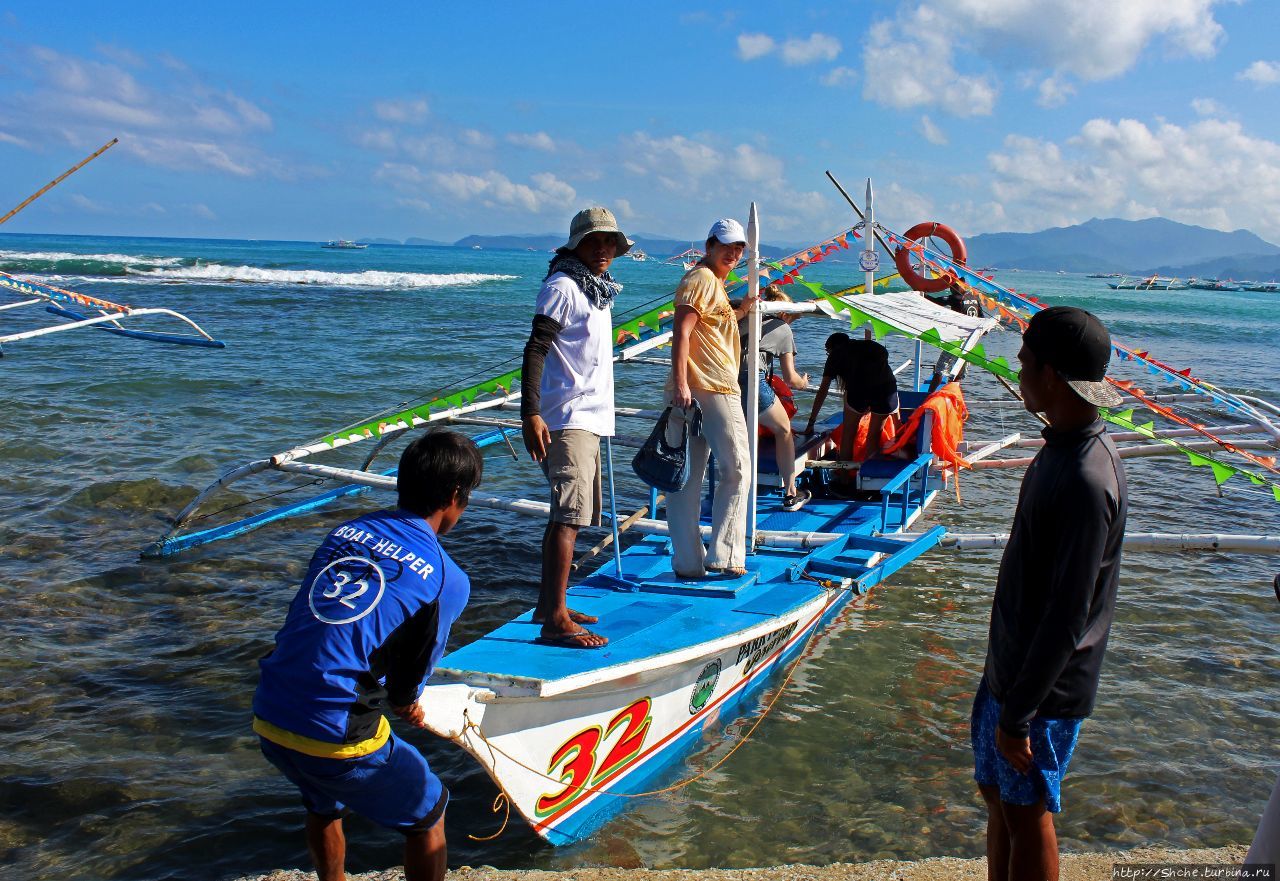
[{"xmin": 0, "ymin": 272, "xmax": 225, "ymax": 355}]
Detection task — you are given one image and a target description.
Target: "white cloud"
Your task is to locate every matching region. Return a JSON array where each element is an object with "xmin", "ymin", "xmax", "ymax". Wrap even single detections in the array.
[
  {"xmin": 863, "ymin": 18, "xmax": 997, "ymax": 117},
  {"xmin": 821, "ymin": 66, "xmax": 857, "ymax": 88},
  {"xmin": 395, "ymin": 197, "xmax": 433, "ymax": 213},
  {"xmin": 355, "ymin": 129, "xmax": 397, "ymax": 151},
  {"xmin": 1238, "ymin": 60, "xmax": 1280, "ymax": 86},
  {"xmin": 459, "ymin": 129, "xmax": 494, "ymax": 149},
  {"xmin": 506, "ymin": 131, "xmax": 557, "ymax": 152},
  {"xmin": 374, "ymin": 162, "xmax": 433, "ymax": 187},
  {"xmin": 613, "ymin": 198, "xmax": 635, "ymax": 220},
  {"xmin": 0, "ymin": 130, "xmax": 31, "ymax": 147},
  {"xmin": 737, "ymin": 33, "xmax": 776, "ymax": 61},
  {"xmin": 1191, "ymin": 97, "xmax": 1229, "ymax": 118},
  {"xmin": 780, "ymin": 33, "xmax": 841, "ymax": 66},
  {"xmin": 1037, "ymin": 75, "xmax": 1075, "ymax": 108},
  {"xmin": 738, "ymin": 32, "xmax": 841, "ymax": 66},
  {"xmin": 68, "ymin": 193, "xmax": 109, "ymax": 214},
  {"xmin": 430, "ymin": 169, "xmax": 576, "ymax": 214},
  {"xmin": 985, "ymin": 116, "xmax": 1280, "ymax": 240},
  {"xmin": 863, "ymin": 0, "xmax": 1229, "ymax": 115},
  {"xmin": 618, "ymin": 132, "xmax": 839, "ymax": 235},
  {"xmin": 373, "ymin": 97, "xmax": 429, "ymax": 123},
  {"xmin": 1, "ymin": 44, "xmax": 283, "ymax": 178},
  {"xmin": 918, "ymin": 115, "xmax": 948, "ymax": 146},
  {"xmin": 189, "ymin": 203, "xmax": 215, "ymax": 220}
]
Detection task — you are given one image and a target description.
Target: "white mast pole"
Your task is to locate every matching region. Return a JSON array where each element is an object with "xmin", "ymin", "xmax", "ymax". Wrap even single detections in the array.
[
  {"xmin": 861, "ymin": 179, "xmax": 877, "ymax": 339},
  {"xmin": 745, "ymin": 202, "xmax": 761, "ymax": 553}
]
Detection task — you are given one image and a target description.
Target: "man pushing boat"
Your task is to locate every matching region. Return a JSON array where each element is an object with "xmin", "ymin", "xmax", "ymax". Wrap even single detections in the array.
[
  {"xmin": 972, "ymin": 306, "xmax": 1128, "ymax": 881},
  {"xmin": 520, "ymin": 206, "xmax": 633, "ymax": 649},
  {"xmin": 252, "ymin": 429, "xmax": 483, "ymax": 881}
]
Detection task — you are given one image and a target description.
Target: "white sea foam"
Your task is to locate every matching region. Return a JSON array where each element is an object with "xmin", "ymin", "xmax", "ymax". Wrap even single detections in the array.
[
  {"xmin": 124, "ymin": 264, "xmax": 517, "ymax": 288},
  {"xmin": 0, "ymin": 250, "xmax": 185, "ymax": 266}
]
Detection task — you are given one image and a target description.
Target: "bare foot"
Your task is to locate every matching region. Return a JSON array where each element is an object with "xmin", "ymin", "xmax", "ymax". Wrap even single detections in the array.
[
  {"xmin": 533, "ymin": 608, "xmax": 598, "ymax": 625},
  {"xmin": 536, "ymin": 627, "xmax": 608, "ymax": 649}
]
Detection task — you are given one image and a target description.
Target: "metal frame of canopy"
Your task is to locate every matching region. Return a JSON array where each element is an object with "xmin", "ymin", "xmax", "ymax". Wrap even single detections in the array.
[
  {"xmin": 144, "ymin": 276, "xmax": 994, "ymax": 559},
  {"xmin": 0, "ymin": 272, "xmax": 226, "ymax": 355}
]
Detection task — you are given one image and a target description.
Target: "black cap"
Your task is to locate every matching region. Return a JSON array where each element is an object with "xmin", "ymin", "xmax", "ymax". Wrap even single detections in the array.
[{"xmin": 1022, "ymin": 306, "xmax": 1123, "ymax": 408}]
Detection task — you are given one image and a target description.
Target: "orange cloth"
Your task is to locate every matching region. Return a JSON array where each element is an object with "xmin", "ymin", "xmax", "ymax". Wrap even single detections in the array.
[
  {"xmin": 830, "ymin": 412, "xmax": 899, "ymax": 461},
  {"xmin": 882, "ymin": 382, "xmax": 970, "ymax": 469}
]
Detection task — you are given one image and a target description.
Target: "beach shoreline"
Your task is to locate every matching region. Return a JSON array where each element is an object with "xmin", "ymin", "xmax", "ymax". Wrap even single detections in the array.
[{"xmin": 232, "ymin": 844, "xmax": 1250, "ymax": 881}]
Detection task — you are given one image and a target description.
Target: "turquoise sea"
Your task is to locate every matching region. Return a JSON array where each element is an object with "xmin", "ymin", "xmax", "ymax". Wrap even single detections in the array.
[{"xmin": 1, "ymin": 232, "xmax": 1277, "ymax": 880}]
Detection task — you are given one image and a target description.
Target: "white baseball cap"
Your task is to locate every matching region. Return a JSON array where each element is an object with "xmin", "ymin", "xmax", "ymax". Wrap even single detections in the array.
[{"xmin": 708, "ymin": 218, "xmax": 747, "ymax": 246}]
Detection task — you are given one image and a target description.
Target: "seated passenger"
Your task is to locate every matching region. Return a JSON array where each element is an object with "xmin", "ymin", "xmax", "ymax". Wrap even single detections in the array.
[
  {"xmin": 736, "ymin": 285, "xmax": 811, "ymax": 511},
  {"xmin": 803, "ymin": 332, "xmax": 899, "ymax": 486}
]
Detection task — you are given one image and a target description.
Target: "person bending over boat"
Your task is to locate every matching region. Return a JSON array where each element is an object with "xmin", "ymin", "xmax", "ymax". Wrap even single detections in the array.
[
  {"xmin": 736, "ymin": 285, "xmax": 811, "ymax": 511},
  {"xmin": 521, "ymin": 206, "xmax": 632, "ymax": 649},
  {"xmin": 972, "ymin": 306, "xmax": 1127, "ymax": 881},
  {"xmin": 667, "ymin": 218, "xmax": 756, "ymax": 578},
  {"xmin": 803, "ymin": 331, "xmax": 899, "ymax": 487},
  {"xmin": 252, "ymin": 429, "xmax": 483, "ymax": 881}
]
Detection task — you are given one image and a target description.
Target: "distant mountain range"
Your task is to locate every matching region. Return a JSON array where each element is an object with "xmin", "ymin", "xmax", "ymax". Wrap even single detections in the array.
[
  {"xmin": 355, "ymin": 217, "xmax": 1280, "ymax": 279},
  {"xmin": 966, "ymin": 217, "xmax": 1280, "ymax": 275}
]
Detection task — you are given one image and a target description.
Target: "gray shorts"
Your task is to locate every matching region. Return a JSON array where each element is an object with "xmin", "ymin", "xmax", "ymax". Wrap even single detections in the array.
[{"xmin": 542, "ymin": 429, "xmax": 602, "ymax": 527}]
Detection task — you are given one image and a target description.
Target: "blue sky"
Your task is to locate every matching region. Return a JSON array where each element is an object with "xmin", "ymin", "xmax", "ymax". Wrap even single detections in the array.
[{"xmin": 1, "ymin": 1, "xmax": 1278, "ymax": 244}]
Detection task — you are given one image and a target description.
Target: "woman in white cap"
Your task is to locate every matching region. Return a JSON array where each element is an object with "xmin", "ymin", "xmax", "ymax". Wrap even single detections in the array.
[{"xmin": 666, "ymin": 219, "xmax": 757, "ymax": 577}]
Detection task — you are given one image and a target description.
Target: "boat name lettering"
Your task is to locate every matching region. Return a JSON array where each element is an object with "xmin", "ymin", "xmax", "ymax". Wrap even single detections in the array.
[
  {"xmin": 329, "ymin": 526, "xmax": 435, "ymax": 580},
  {"xmin": 736, "ymin": 623, "xmax": 797, "ymax": 674}
]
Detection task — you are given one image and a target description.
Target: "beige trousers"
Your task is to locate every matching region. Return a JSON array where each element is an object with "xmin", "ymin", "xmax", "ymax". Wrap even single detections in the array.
[{"xmin": 665, "ymin": 388, "xmax": 750, "ymax": 574}]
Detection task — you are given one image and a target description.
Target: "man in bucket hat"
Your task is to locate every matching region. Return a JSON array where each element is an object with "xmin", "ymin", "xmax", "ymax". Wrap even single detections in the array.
[
  {"xmin": 520, "ymin": 207, "xmax": 633, "ymax": 648},
  {"xmin": 972, "ymin": 306, "xmax": 1128, "ymax": 881}
]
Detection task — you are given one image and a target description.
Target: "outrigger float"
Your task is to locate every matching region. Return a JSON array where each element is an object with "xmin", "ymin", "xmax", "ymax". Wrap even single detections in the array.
[
  {"xmin": 0, "ymin": 137, "xmax": 226, "ymax": 356},
  {"xmin": 145, "ymin": 179, "xmax": 1280, "ymax": 846},
  {"xmin": 0, "ymin": 272, "xmax": 226, "ymax": 355}
]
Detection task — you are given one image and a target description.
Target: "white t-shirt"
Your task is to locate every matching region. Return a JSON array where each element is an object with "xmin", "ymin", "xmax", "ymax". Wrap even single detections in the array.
[{"xmin": 535, "ymin": 272, "xmax": 614, "ymax": 436}]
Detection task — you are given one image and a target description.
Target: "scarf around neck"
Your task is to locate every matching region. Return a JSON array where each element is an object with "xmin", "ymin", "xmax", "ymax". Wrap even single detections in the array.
[{"xmin": 545, "ymin": 252, "xmax": 622, "ymax": 310}]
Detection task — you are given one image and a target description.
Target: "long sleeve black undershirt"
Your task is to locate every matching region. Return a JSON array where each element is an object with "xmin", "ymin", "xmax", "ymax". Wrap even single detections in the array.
[{"xmin": 520, "ymin": 314, "xmax": 563, "ymax": 419}]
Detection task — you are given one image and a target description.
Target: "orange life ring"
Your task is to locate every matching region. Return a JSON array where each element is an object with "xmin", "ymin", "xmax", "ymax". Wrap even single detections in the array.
[{"xmin": 893, "ymin": 222, "xmax": 967, "ymax": 293}]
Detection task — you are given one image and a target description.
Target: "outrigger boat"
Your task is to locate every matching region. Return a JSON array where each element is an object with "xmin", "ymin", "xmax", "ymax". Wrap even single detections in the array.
[
  {"xmin": 1107, "ymin": 275, "xmax": 1187, "ymax": 290},
  {"xmin": 145, "ymin": 180, "xmax": 1280, "ymax": 847},
  {"xmin": 0, "ymin": 271, "xmax": 225, "ymax": 356},
  {"xmin": 0, "ymin": 138, "xmax": 225, "ymax": 356},
  {"xmin": 664, "ymin": 247, "xmax": 704, "ymax": 271}
]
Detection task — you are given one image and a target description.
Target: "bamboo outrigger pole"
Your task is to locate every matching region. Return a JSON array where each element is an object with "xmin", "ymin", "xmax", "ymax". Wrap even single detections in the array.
[{"xmin": 0, "ymin": 137, "xmax": 119, "ymax": 227}]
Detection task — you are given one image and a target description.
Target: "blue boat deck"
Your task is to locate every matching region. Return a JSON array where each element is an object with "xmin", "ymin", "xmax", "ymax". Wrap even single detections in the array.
[{"xmin": 434, "ymin": 480, "xmax": 932, "ymax": 691}]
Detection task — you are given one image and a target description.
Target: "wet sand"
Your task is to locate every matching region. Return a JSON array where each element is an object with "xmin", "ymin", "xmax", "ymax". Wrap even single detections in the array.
[{"xmin": 234, "ymin": 844, "xmax": 1249, "ymax": 881}]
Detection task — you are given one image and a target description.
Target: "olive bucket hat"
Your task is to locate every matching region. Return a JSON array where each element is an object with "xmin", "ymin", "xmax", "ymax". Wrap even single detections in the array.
[{"xmin": 558, "ymin": 206, "xmax": 634, "ymax": 256}]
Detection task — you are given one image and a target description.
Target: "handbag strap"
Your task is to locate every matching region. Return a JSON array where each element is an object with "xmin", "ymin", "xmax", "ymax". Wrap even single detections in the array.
[{"xmin": 686, "ymin": 400, "xmax": 702, "ymax": 437}]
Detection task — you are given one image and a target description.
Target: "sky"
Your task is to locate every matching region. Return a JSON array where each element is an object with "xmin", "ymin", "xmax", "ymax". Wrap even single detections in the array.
[{"xmin": 1, "ymin": 0, "xmax": 1278, "ymax": 245}]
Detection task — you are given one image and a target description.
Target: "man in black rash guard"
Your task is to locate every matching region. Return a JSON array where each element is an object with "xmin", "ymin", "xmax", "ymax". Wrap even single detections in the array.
[
  {"xmin": 520, "ymin": 206, "xmax": 632, "ymax": 649},
  {"xmin": 971, "ymin": 306, "xmax": 1128, "ymax": 881}
]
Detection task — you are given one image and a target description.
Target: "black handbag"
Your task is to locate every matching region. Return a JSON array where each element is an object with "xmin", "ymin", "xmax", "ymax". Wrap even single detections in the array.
[{"xmin": 631, "ymin": 403, "xmax": 702, "ymax": 492}]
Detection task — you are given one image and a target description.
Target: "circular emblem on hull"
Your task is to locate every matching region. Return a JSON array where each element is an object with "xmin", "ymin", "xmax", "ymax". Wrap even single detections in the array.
[{"xmin": 689, "ymin": 659, "xmax": 722, "ymax": 714}]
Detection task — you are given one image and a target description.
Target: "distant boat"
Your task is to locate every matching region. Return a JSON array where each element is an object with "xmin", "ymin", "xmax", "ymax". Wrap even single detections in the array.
[
  {"xmin": 665, "ymin": 247, "xmax": 704, "ymax": 270},
  {"xmin": 1108, "ymin": 275, "xmax": 1186, "ymax": 290},
  {"xmin": 1186, "ymin": 277, "xmax": 1243, "ymax": 292},
  {"xmin": 975, "ymin": 266, "xmax": 997, "ymax": 274},
  {"xmin": 321, "ymin": 240, "xmax": 367, "ymax": 250},
  {"xmin": 472, "ymin": 245, "xmax": 482, "ymax": 250},
  {"xmin": 1244, "ymin": 281, "xmax": 1280, "ymax": 292},
  {"xmin": 1087, "ymin": 272, "xmax": 1122, "ymax": 279},
  {"xmin": 628, "ymin": 248, "xmax": 649, "ymax": 262}
]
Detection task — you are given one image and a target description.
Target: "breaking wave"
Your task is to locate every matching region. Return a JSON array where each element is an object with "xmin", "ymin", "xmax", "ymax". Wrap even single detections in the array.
[
  {"xmin": 0, "ymin": 250, "xmax": 186, "ymax": 276},
  {"xmin": 124, "ymin": 265, "xmax": 517, "ymax": 287}
]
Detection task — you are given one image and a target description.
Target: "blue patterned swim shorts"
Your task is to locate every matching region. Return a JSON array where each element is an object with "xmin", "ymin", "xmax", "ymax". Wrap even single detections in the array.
[{"xmin": 971, "ymin": 677, "xmax": 1083, "ymax": 813}]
